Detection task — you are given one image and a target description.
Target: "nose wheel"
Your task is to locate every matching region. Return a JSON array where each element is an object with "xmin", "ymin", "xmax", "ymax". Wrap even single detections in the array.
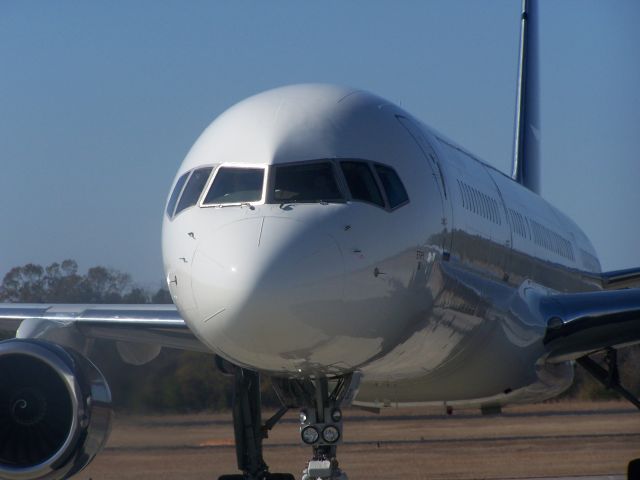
[
  {"xmin": 299, "ymin": 380, "xmax": 347, "ymax": 480},
  {"xmin": 302, "ymin": 463, "xmax": 348, "ymax": 480}
]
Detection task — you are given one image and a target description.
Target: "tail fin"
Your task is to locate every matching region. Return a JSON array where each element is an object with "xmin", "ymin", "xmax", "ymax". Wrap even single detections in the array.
[{"xmin": 511, "ymin": 0, "xmax": 541, "ymax": 194}]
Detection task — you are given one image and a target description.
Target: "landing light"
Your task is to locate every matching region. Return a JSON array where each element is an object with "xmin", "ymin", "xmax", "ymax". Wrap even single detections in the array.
[
  {"xmin": 301, "ymin": 426, "xmax": 319, "ymax": 444},
  {"xmin": 331, "ymin": 408, "xmax": 342, "ymax": 422},
  {"xmin": 321, "ymin": 425, "xmax": 340, "ymax": 443}
]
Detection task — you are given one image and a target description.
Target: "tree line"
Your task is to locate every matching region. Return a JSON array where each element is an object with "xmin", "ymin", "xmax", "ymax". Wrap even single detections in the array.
[
  {"xmin": 1, "ymin": 260, "xmax": 638, "ymax": 411},
  {"xmin": 0, "ymin": 259, "xmax": 170, "ymax": 304},
  {"xmin": 0, "ymin": 260, "xmax": 269, "ymax": 411}
]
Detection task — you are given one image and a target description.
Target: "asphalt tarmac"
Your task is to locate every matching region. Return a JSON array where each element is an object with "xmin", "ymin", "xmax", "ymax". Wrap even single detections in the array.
[{"xmin": 79, "ymin": 401, "xmax": 640, "ymax": 479}]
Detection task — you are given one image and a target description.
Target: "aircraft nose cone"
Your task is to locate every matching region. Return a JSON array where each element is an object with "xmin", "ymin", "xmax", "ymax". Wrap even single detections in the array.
[{"xmin": 190, "ymin": 216, "xmax": 346, "ymax": 372}]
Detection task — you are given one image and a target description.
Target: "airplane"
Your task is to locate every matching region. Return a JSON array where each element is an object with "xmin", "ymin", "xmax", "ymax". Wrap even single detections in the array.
[{"xmin": 1, "ymin": 1, "xmax": 640, "ymax": 479}]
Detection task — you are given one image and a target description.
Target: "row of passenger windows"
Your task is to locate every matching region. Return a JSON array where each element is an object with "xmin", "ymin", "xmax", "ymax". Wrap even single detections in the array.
[
  {"xmin": 457, "ymin": 180, "xmax": 502, "ymax": 225},
  {"xmin": 166, "ymin": 160, "xmax": 408, "ymax": 219},
  {"xmin": 509, "ymin": 207, "xmax": 575, "ymax": 261},
  {"xmin": 454, "ymin": 179, "xmax": 576, "ymax": 262},
  {"xmin": 529, "ymin": 219, "xmax": 575, "ymax": 261},
  {"xmin": 438, "ymin": 138, "xmax": 580, "ymax": 265},
  {"xmin": 508, "ymin": 209, "xmax": 528, "ymax": 238},
  {"xmin": 580, "ymin": 248, "xmax": 600, "ymax": 272}
]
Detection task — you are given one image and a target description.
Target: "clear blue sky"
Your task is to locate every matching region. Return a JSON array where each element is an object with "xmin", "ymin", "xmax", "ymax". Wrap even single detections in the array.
[{"xmin": 1, "ymin": 1, "xmax": 639, "ymax": 288}]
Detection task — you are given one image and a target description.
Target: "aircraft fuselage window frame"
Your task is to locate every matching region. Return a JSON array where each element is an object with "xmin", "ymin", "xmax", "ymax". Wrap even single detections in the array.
[
  {"xmin": 178, "ymin": 159, "xmax": 409, "ymax": 211},
  {"xmin": 175, "ymin": 166, "xmax": 214, "ymax": 216},
  {"xmin": 337, "ymin": 159, "xmax": 409, "ymax": 212},
  {"xmin": 165, "ymin": 171, "xmax": 190, "ymax": 219},
  {"xmin": 166, "ymin": 165, "xmax": 218, "ymax": 220},
  {"xmin": 201, "ymin": 164, "xmax": 267, "ymax": 207},
  {"xmin": 339, "ymin": 161, "xmax": 385, "ymax": 208},
  {"xmin": 373, "ymin": 163, "xmax": 409, "ymax": 210},
  {"xmin": 268, "ymin": 161, "xmax": 345, "ymax": 204}
]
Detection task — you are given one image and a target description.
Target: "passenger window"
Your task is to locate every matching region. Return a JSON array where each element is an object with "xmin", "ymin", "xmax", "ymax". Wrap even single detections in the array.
[
  {"xmin": 203, "ymin": 167, "xmax": 264, "ymax": 205},
  {"xmin": 166, "ymin": 172, "xmax": 189, "ymax": 218},
  {"xmin": 175, "ymin": 167, "xmax": 213, "ymax": 215},
  {"xmin": 340, "ymin": 161, "xmax": 384, "ymax": 207},
  {"xmin": 374, "ymin": 164, "xmax": 409, "ymax": 208},
  {"xmin": 273, "ymin": 162, "xmax": 343, "ymax": 203}
]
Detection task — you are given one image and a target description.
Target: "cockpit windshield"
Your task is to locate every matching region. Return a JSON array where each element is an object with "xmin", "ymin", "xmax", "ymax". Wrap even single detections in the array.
[
  {"xmin": 202, "ymin": 166, "xmax": 265, "ymax": 205},
  {"xmin": 271, "ymin": 162, "xmax": 343, "ymax": 203},
  {"xmin": 166, "ymin": 172, "xmax": 189, "ymax": 218},
  {"xmin": 175, "ymin": 167, "xmax": 213, "ymax": 215}
]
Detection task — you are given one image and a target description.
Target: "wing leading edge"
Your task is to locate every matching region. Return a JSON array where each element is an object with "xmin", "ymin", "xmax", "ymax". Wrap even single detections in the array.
[
  {"xmin": 601, "ymin": 267, "xmax": 640, "ymax": 290},
  {"xmin": 0, "ymin": 303, "xmax": 208, "ymax": 352}
]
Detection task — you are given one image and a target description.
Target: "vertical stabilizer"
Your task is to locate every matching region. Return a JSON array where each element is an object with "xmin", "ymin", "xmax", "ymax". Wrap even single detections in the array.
[{"xmin": 511, "ymin": 0, "xmax": 540, "ymax": 194}]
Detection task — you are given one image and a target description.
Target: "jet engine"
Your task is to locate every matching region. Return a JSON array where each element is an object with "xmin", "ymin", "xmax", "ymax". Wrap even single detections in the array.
[{"xmin": 0, "ymin": 339, "xmax": 112, "ymax": 480}]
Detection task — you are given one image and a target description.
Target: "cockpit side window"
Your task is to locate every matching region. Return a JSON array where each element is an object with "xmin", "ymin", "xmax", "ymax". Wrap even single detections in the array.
[
  {"xmin": 374, "ymin": 164, "xmax": 409, "ymax": 209},
  {"xmin": 340, "ymin": 161, "xmax": 385, "ymax": 207},
  {"xmin": 175, "ymin": 167, "xmax": 213, "ymax": 216},
  {"xmin": 202, "ymin": 166, "xmax": 265, "ymax": 205},
  {"xmin": 271, "ymin": 162, "xmax": 343, "ymax": 203},
  {"xmin": 166, "ymin": 172, "xmax": 190, "ymax": 218}
]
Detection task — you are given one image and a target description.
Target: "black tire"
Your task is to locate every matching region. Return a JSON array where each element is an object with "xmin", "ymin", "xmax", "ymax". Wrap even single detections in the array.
[
  {"xmin": 218, "ymin": 475, "xmax": 245, "ymax": 480},
  {"xmin": 629, "ymin": 458, "xmax": 640, "ymax": 480}
]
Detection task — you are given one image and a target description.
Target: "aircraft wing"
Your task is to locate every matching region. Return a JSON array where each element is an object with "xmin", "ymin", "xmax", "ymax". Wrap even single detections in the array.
[
  {"xmin": 601, "ymin": 267, "xmax": 640, "ymax": 290},
  {"xmin": 0, "ymin": 303, "xmax": 208, "ymax": 352},
  {"xmin": 542, "ymin": 288, "xmax": 640, "ymax": 362}
]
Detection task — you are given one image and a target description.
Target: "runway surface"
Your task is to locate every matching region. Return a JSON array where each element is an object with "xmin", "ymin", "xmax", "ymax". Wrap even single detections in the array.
[
  {"xmin": 79, "ymin": 401, "xmax": 639, "ymax": 479},
  {"xmin": 514, "ymin": 477, "xmax": 623, "ymax": 480}
]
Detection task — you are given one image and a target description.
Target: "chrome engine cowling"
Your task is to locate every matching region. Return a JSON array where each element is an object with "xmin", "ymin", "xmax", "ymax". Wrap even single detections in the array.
[{"xmin": 0, "ymin": 339, "xmax": 112, "ymax": 480}]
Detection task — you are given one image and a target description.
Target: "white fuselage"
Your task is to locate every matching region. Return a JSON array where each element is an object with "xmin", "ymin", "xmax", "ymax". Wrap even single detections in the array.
[{"xmin": 162, "ymin": 84, "xmax": 601, "ymax": 408}]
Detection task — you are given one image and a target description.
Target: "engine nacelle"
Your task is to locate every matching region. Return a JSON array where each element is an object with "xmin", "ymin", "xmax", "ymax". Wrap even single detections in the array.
[{"xmin": 0, "ymin": 339, "xmax": 112, "ymax": 480}]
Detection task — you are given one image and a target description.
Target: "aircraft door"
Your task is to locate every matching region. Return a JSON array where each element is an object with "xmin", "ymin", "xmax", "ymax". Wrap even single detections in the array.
[{"xmin": 396, "ymin": 116, "xmax": 453, "ymax": 256}]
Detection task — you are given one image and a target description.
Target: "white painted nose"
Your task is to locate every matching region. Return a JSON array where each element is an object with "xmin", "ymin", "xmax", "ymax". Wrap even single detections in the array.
[{"xmin": 189, "ymin": 216, "xmax": 348, "ymax": 373}]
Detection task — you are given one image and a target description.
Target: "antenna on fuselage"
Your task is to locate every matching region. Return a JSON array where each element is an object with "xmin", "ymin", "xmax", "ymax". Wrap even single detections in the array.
[{"xmin": 511, "ymin": 0, "xmax": 540, "ymax": 194}]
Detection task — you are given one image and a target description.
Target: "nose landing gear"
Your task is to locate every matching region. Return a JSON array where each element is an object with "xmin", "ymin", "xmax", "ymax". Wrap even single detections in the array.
[
  {"xmin": 298, "ymin": 378, "xmax": 348, "ymax": 480},
  {"xmin": 219, "ymin": 359, "xmax": 358, "ymax": 480},
  {"xmin": 274, "ymin": 375, "xmax": 358, "ymax": 480}
]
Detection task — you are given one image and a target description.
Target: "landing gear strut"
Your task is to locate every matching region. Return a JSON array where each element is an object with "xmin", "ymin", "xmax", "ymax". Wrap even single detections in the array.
[
  {"xmin": 577, "ymin": 348, "xmax": 640, "ymax": 480},
  {"xmin": 299, "ymin": 377, "xmax": 348, "ymax": 480},
  {"xmin": 218, "ymin": 357, "xmax": 359, "ymax": 480},
  {"xmin": 219, "ymin": 367, "xmax": 293, "ymax": 480},
  {"xmin": 577, "ymin": 348, "xmax": 640, "ymax": 410}
]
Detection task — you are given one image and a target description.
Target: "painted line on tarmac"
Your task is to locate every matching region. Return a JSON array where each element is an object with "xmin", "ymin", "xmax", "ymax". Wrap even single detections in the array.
[
  {"xmin": 106, "ymin": 432, "xmax": 640, "ymax": 452},
  {"xmin": 122, "ymin": 408, "xmax": 637, "ymax": 428}
]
